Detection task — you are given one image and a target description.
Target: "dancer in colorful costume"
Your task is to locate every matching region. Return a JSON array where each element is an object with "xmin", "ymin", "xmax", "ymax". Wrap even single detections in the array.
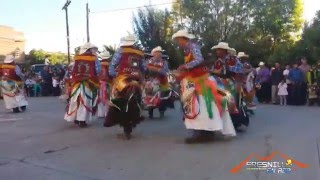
[
  {"xmin": 0, "ymin": 55, "xmax": 28, "ymax": 113},
  {"xmin": 64, "ymin": 43, "xmax": 101, "ymax": 128},
  {"xmin": 104, "ymin": 34, "xmax": 145, "ymax": 139},
  {"xmin": 60, "ymin": 62, "xmax": 74, "ymax": 102},
  {"xmin": 144, "ymin": 46, "xmax": 174, "ymax": 118},
  {"xmin": 211, "ymin": 42, "xmax": 249, "ymax": 131},
  {"xmin": 97, "ymin": 51, "xmax": 112, "ymax": 117},
  {"xmin": 237, "ymin": 52, "xmax": 256, "ymax": 110},
  {"xmin": 172, "ymin": 30, "xmax": 236, "ymax": 144}
]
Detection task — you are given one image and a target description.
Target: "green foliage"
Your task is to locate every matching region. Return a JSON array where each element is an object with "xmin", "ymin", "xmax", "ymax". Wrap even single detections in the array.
[
  {"xmin": 129, "ymin": 0, "xmax": 316, "ymax": 67},
  {"xmin": 27, "ymin": 49, "xmax": 47, "ymax": 64},
  {"xmin": 171, "ymin": 0, "xmax": 305, "ymax": 65},
  {"xmin": 133, "ymin": 7, "xmax": 183, "ymax": 69},
  {"xmin": 103, "ymin": 45, "xmax": 117, "ymax": 59},
  {"xmin": 27, "ymin": 49, "xmax": 67, "ymax": 65}
]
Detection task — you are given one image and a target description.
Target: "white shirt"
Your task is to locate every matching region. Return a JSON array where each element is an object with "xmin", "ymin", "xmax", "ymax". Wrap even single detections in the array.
[
  {"xmin": 283, "ymin": 69, "xmax": 291, "ymax": 84},
  {"xmin": 25, "ymin": 79, "xmax": 35, "ymax": 85},
  {"xmin": 52, "ymin": 78, "xmax": 59, "ymax": 87},
  {"xmin": 246, "ymin": 71, "xmax": 255, "ymax": 92},
  {"xmin": 278, "ymin": 83, "xmax": 288, "ymax": 95},
  {"xmin": 45, "ymin": 58, "xmax": 50, "ymax": 65}
]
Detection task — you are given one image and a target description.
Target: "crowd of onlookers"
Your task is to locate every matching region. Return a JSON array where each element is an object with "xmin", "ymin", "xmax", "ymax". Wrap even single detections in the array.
[
  {"xmin": 255, "ymin": 57, "xmax": 315, "ymax": 106},
  {"xmin": 21, "ymin": 57, "xmax": 318, "ymax": 108},
  {"xmin": 23, "ymin": 65, "xmax": 66, "ymax": 97}
]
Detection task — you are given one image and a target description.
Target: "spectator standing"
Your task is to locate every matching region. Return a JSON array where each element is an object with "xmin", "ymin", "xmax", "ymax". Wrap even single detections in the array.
[
  {"xmin": 25, "ymin": 76, "xmax": 35, "ymax": 97},
  {"xmin": 33, "ymin": 75, "xmax": 42, "ymax": 97},
  {"xmin": 57, "ymin": 67, "xmax": 65, "ymax": 81},
  {"xmin": 44, "ymin": 55, "xmax": 50, "ymax": 65},
  {"xmin": 298, "ymin": 57, "xmax": 311, "ymax": 105},
  {"xmin": 278, "ymin": 79, "xmax": 288, "ymax": 105},
  {"xmin": 283, "ymin": 65, "xmax": 292, "ymax": 104},
  {"xmin": 40, "ymin": 65, "xmax": 53, "ymax": 96},
  {"xmin": 52, "ymin": 74, "xmax": 61, "ymax": 96},
  {"xmin": 270, "ymin": 62, "xmax": 283, "ymax": 104},
  {"xmin": 255, "ymin": 61, "xmax": 271, "ymax": 103},
  {"xmin": 288, "ymin": 63, "xmax": 304, "ymax": 105}
]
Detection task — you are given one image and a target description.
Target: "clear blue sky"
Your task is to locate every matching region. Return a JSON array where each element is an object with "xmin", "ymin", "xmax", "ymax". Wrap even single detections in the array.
[{"xmin": 0, "ymin": 0, "xmax": 318, "ymax": 53}]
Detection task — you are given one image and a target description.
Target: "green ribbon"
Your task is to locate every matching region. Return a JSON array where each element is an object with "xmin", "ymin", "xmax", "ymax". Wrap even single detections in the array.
[{"xmin": 200, "ymin": 79, "xmax": 213, "ymax": 119}]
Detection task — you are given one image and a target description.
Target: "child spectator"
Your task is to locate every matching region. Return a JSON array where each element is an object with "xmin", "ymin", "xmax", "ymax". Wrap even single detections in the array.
[
  {"xmin": 278, "ymin": 79, "xmax": 288, "ymax": 106},
  {"xmin": 25, "ymin": 76, "xmax": 35, "ymax": 97},
  {"xmin": 52, "ymin": 74, "xmax": 61, "ymax": 96},
  {"xmin": 33, "ymin": 75, "xmax": 42, "ymax": 97}
]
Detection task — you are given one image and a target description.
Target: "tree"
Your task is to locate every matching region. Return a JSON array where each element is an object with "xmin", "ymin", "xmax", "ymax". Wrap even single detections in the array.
[
  {"xmin": 27, "ymin": 49, "xmax": 47, "ymax": 64},
  {"xmin": 27, "ymin": 49, "xmax": 68, "ymax": 65},
  {"xmin": 171, "ymin": 0, "xmax": 304, "ymax": 64},
  {"xmin": 172, "ymin": 0, "xmax": 252, "ymax": 52},
  {"xmin": 296, "ymin": 11, "xmax": 320, "ymax": 63},
  {"xmin": 103, "ymin": 45, "xmax": 117, "ymax": 58},
  {"xmin": 133, "ymin": 7, "xmax": 183, "ymax": 68}
]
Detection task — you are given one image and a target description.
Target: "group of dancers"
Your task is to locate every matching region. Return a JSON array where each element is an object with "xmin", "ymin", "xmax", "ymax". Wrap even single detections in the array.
[{"xmin": 0, "ymin": 29, "xmax": 256, "ymax": 144}]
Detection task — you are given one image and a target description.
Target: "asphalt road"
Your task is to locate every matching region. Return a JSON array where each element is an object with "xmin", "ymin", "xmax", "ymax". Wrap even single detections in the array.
[{"xmin": 0, "ymin": 97, "xmax": 319, "ymax": 180}]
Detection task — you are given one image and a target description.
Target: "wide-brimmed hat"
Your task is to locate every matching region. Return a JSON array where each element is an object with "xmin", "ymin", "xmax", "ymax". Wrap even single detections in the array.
[
  {"xmin": 100, "ymin": 51, "xmax": 111, "ymax": 60},
  {"xmin": 237, "ymin": 52, "xmax": 249, "ymax": 58},
  {"xmin": 79, "ymin": 42, "xmax": 98, "ymax": 54},
  {"xmin": 211, "ymin": 42, "xmax": 231, "ymax": 50},
  {"xmin": 120, "ymin": 34, "xmax": 137, "ymax": 47},
  {"xmin": 4, "ymin": 55, "xmax": 15, "ymax": 63},
  {"xmin": 228, "ymin": 48, "xmax": 237, "ymax": 56},
  {"xmin": 172, "ymin": 30, "xmax": 195, "ymax": 40},
  {"xmin": 151, "ymin": 46, "xmax": 164, "ymax": 55},
  {"xmin": 259, "ymin": 61, "xmax": 265, "ymax": 66}
]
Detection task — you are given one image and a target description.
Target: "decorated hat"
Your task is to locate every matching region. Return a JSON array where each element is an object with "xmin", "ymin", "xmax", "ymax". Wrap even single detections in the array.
[
  {"xmin": 237, "ymin": 52, "xmax": 249, "ymax": 58},
  {"xmin": 4, "ymin": 55, "xmax": 15, "ymax": 63},
  {"xmin": 151, "ymin": 46, "xmax": 164, "ymax": 55},
  {"xmin": 79, "ymin": 42, "xmax": 98, "ymax": 54},
  {"xmin": 211, "ymin": 42, "xmax": 231, "ymax": 50},
  {"xmin": 172, "ymin": 30, "xmax": 195, "ymax": 40},
  {"xmin": 100, "ymin": 51, "xmax": 111, "ymax": 60},
  {"xmin": 228, "ymin": 48, "xmax": 237, "ymax": 56},
  {"xmin": 120, "ymin": 34, "xmax": 137, "ymax": 47}
]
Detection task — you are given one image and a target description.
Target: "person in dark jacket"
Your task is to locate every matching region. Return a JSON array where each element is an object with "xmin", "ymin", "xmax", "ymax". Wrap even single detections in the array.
[
  {"xmin": 270, "ymin": 62, "xmax": 283, "ymax": 104},
  {"xmin": 40, "ymin": 65, "xmax": 53, "ymax": 96}
]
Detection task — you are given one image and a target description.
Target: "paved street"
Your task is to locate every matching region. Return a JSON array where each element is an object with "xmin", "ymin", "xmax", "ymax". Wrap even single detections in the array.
[{"xmin": 0, "ymin": 97, "xmax": 319, "ymax": 180}]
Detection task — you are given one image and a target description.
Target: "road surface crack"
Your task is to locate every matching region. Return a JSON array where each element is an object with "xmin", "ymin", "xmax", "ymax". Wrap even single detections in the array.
[
  {"xmin": 44, "ymin": 146, "xmax": 69, "ymax": 154},
  {"xmin": 252, "ymin": 134, "xmax": 273, "ymax": 180}
]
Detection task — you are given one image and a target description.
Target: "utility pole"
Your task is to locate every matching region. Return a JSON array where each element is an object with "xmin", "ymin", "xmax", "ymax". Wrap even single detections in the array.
[
  {"xmin": 86, "ymin": 2, "xmax": 90, "ymax": 42},
  {"xmin": 62, "ymin": 0, "xmax": 71, "ymax": 64}
]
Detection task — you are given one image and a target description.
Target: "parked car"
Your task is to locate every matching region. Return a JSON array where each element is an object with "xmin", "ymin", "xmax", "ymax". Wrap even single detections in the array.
[{"xmin": 30, "ymin": 64, "xmax": 46, "ymax": 75}]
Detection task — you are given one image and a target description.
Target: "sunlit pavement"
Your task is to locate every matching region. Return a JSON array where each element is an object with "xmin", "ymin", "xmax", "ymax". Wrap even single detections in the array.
[{"xmin": 0, "ymin": 97, "xmax": 319, "ymax": 180}]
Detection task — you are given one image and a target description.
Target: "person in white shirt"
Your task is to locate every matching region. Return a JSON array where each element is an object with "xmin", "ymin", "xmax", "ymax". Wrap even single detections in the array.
[
  {"xmin": 283, "ymin": 65, "xmax": 291, "ymax": 84},
  {"xmin": 278, "ymin": 79, "xmax": 288, "ymax": 105},
  {"xmin": 25, "ymin": 76, "xmax": 35, "ymax": 97},
  {"xmin": 52, "ymin": 75, "xmax": 60, "ymax": 96}
]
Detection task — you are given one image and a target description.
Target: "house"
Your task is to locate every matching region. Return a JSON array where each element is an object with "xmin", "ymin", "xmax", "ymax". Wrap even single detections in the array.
[{"xmin": 0, "ymin": 25, "xmax": 26, "ymax": 63}]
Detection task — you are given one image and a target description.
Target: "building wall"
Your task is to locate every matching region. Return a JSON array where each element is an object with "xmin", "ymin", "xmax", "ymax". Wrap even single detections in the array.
[{"xmin": 0, "ymin": 25, "xmax": 26, "ymax": 63}]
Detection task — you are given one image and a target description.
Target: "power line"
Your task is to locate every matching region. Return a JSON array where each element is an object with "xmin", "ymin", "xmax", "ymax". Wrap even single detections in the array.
[{"xmin": 90, "ymin": 1, "xmax": 178, "ymax": 14}]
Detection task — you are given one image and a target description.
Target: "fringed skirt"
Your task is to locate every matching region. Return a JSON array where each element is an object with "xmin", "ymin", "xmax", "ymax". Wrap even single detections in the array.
[
  {"xmin": 64, "ymin": 80, "xmax": 99, "ymax": 122},
  {"xmin": 104, "ymin": 75, "xmax": 144, "ymax": 128},
  {"xmin": 180, "ymin": 76, "xmax": 236, "ymax": 136},
  {"xmin": 97, "ymin": 81, "xmax": 110, "ymax": 118},
  {"xmin": 1, "ymin": 79, "xmax": 28, "ymax": 109}
]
